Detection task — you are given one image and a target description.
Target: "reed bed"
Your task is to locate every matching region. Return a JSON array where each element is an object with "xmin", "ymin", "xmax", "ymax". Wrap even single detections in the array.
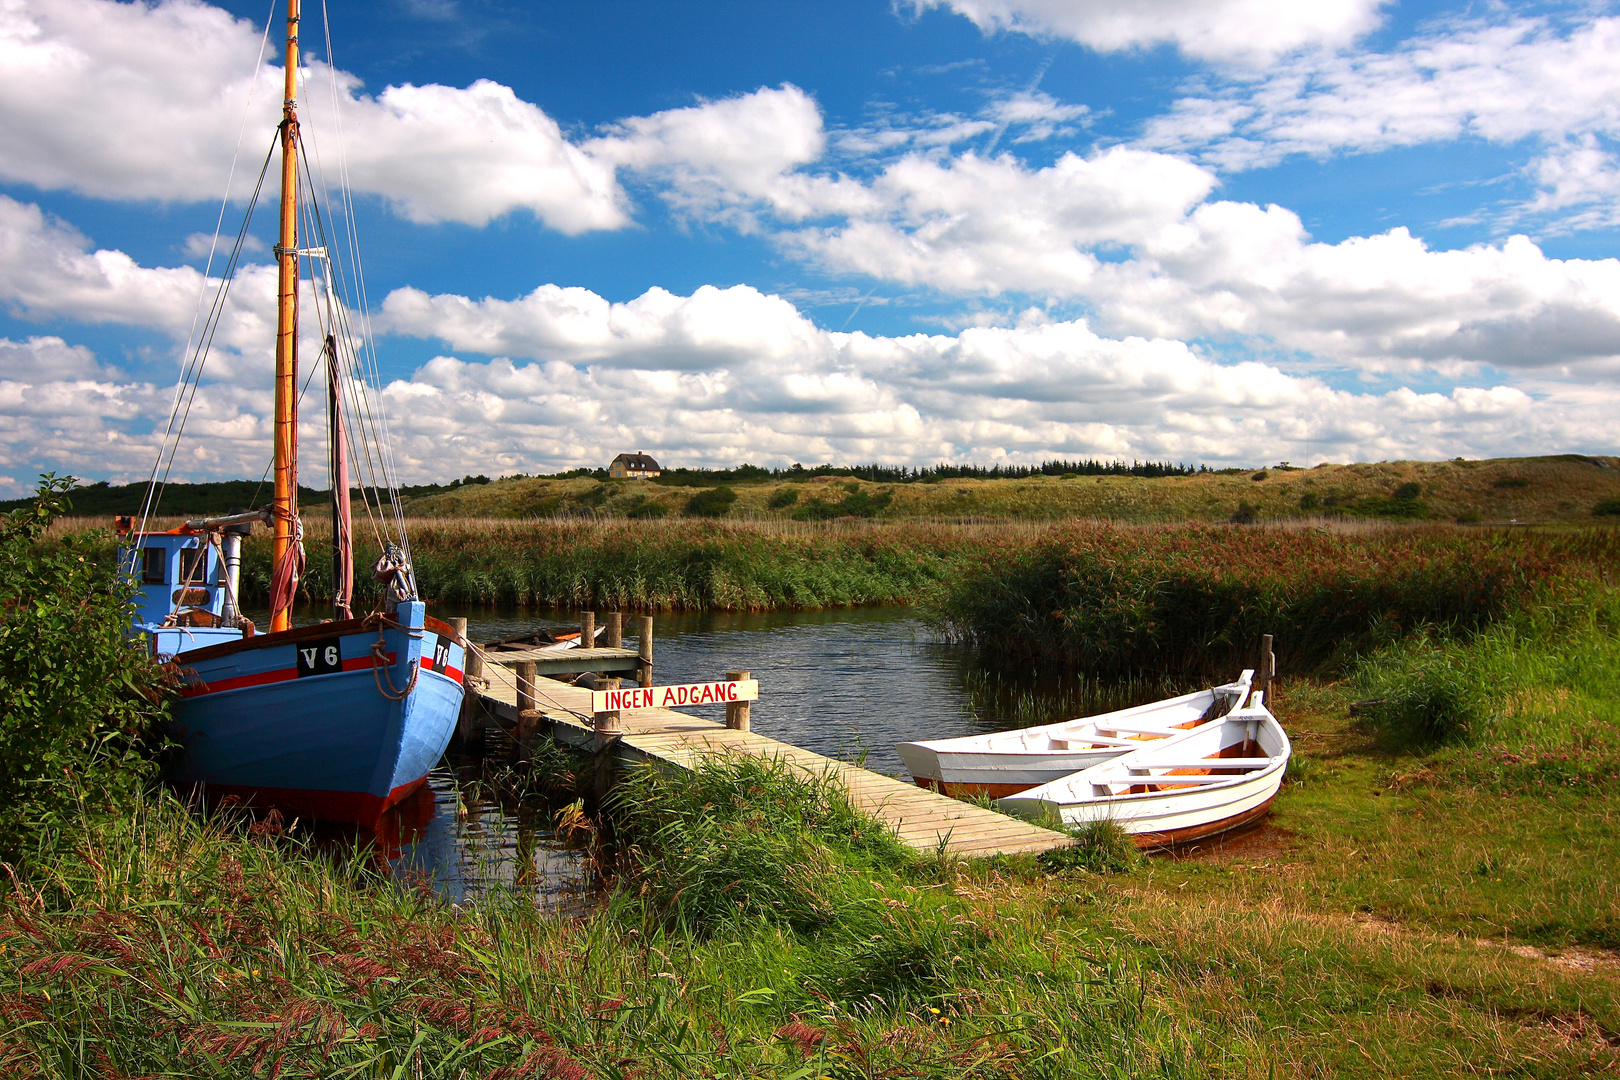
[
  {"xmin": 935, "ymin": 522, "xmax": 1620, "ymax": 677},
  {"xmin": 233, "ymin": 517, "xmax": 1044, "ymax": 612}
]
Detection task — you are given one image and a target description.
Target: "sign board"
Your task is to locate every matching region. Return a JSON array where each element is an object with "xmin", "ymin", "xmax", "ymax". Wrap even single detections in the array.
[{"xmin": 591, "ymin": 679, "xmax": 759, "ymax": 713}]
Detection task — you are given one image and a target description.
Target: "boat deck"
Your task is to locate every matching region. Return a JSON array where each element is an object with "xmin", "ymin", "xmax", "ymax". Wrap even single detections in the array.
[{"xmin": 471, "ymin": 664, "xmax": 1074, "ymax": 858}]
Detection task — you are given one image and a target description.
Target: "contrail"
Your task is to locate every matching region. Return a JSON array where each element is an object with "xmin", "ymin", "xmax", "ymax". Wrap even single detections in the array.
[
  {"xmin": 984, "ymin": 51, "xmax": 1056, "ymax": 158},
  {"xmin": 840, "ymin": 286, "xmax": 879, "ymax": 331}
]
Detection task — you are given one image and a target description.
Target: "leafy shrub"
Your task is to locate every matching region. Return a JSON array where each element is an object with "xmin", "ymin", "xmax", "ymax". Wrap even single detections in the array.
[
  {"xmin": 792, "ymin": 487, "xmax": 893, "ymax": 521},
  {"xmin": 0, "ymin": 476, "xmax": 173, "ymax": 859},
  {"xmin": 1299, "ymin": 493, "xmax": 1320, "ymax": 511},
  {"xmin": 1230, "ymin": 501, "xmax": 1259, "ymax": 524},
  {"xmin": 1250, "ymin": 471, "xmax": 1268, "ymax": 482},
  {"xmin": 1493, "ymin": 477, "xmax": 1531, "ymax": 489},
  {"xmin": 683, "ymin": 485, "xmax": 738, "ymax": 518},
  {"xmin": 1352, "ymin": 638, "xmax": 1498, "ymax": 746},
  {"xmin": 767, "ymin": 487, "xmax": 799, "ymax": 509},
  {"xmin": 1393, "ymin": 482, "xmax": 1423, "ymax": 501},
  {"xmin": 1594, "ymin": 498, "xmax": 1620, "ymax": 517},
  {"xmin": 625, "ymin": 497, "xmax": 669, "ymax": 519}
]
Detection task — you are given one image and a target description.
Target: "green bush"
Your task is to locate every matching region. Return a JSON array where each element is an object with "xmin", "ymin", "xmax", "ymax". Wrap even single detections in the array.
[
  {"xmin": 1230, "ymin": 501, "xmax": 1259, "ymax": 524},
  {"xmin": 1352, "ymin": 638, "xmax": 1498, "ymax": 746},
  {"xmin": 1393, "ymin": 481, "xmax": 1423, "ymax": 501},
  {"xmin": 683, "ymin": 485, "xmax": 738, "ymax": 518},
  {"xmin": 1594, "ymin": 498, "xmax": 1620, "ymax": 517},
  {"xmin": 0, "ymin": 476, "xmax": 173, "ymax": 860},
  {"xmin": 626, "ymin": 498, "xmax": 669, "ymax": 519},
  {"xmin": 792, "ymin": 487, "xmax": 893, "ymax": 521},
  {"xmin": 766, "ymin": 487, "xmax": 799, "ymax": 510}
]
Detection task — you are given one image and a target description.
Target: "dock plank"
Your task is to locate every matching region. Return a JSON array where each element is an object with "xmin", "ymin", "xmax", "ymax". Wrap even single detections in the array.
[{"xmin": 473, "ymin": 666, "xmax": 1071, "ymax": 858}]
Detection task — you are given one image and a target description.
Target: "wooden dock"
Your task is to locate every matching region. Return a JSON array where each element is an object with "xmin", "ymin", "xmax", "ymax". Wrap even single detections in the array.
[{"xmin": 467, "ymin": 658, "xmax": 1074, "ymax": 859}]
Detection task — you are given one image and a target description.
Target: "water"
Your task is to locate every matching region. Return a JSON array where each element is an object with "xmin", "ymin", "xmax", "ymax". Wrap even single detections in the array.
[
  {"xmin": 258, "ymin": 604, "xmax": 1192, "ymax": 902},
  {"xmin": 455, "ymin": 605, "xmax": 1010, "ymax": 779}
]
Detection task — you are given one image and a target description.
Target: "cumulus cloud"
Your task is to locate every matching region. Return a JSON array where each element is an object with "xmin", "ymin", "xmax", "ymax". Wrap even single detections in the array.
[
  {"xmin": 1140, "ymin": 15, "xmax": 1620, "ymax": 172},
  {"xmin": 911, "ymin": 0, "xmax": 1387, "ymax": 63},
  {"xmin": 369, "ymin": 280, "xmax": 1620, "ymax": 478},
  {"xmin": 0, "ymin": 263, "xmax": 1614, "ymax": 487},
  {"xmin": 610, "ymin": 124, "xmax": 1620, "ymax": 376},
  {"xmin": 0, "ymin": 0, "xmax": 676, "ymax": 230},
  {"xmin": 0, "ymin": 195, "xmax": 278, "ymax": 383}
]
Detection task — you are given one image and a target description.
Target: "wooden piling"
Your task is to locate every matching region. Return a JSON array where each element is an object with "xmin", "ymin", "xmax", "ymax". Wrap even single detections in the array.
[
  {"xmin": 594, "ymin": 676, "xmax": 623, "ymax": 802},
  {"xmin": 605, "ymin": 611, "xmax": 622, "ymax": 650},
  {"xmin": 725, "ymin": 669, "xmax": 751, "ymax": 732},
  {"xmin": 580, "ymin": 610, "xmax": 595, "ymax": 651},
  {"xmin": 514, "ymin": 659, "xmax": 536, "ymax": 763},
  {"xmin": 637, "ymin": 615, "xmax": 653, "ymax": 688},
  {"xmin": 1258, "ymin": 634, "xmax": 1276, "ymax": 703},
  {"xmin": 450, "ymin": 617, "xmax": 478, "ymax": 748}
]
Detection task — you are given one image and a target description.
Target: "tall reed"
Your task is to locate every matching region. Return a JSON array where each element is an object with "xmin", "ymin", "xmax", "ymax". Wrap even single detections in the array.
[{"xmin": 934, "ymin": 522, "xmax": 1620, "ymax": 676}]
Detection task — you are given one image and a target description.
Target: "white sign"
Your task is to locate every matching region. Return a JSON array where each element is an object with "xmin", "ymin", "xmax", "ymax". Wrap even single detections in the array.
[{"xmin": 590, "ymin": 679, "xmax": 759, "ymax": 713}]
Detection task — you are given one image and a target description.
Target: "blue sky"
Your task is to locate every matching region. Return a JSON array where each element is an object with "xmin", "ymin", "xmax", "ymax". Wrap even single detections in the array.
[{"xmin": 1, "ymin": 0, "xmax": 1618, "ymax": 491}]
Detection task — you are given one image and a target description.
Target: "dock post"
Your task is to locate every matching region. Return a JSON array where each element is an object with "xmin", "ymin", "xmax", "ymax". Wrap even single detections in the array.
[
  {"xmin": 637, "ymin": 615, "xmax": 654, "ymax": 688},
  {"xmin": 450, "ymin": 617, "xmax": 477, "ymax": 749},
  {"xmin": 594, "ymin": 676, "xmax": 623, "ymax": 803},
  {"xmin": 725, "ymin": 669, "xmax": 751, "ymax": 732},
  {"xmin": 514, "ymin": 659, "xmax": 537, "ymax": 763},
  {"xmin": 1258, "ymin": 634, "xmax": 1275, "ymax": 703},
  {"xmin": 605, "ymin": 611, "xmax": 622, "ymax": 649},
  {"xmin": 580, "ymin": 610, "xmax": 595, "ymax": 652}
]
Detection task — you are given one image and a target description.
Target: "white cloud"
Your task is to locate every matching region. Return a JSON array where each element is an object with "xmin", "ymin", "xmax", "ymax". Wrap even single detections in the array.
[
  {"xmin": 0, "ymin": 0, "xmax": 613, "ymax": 229},
  {"xmin": 912, "ymin": 0, "xmax": 1387, "ymax": 63},
  {"xmin": 0, "ymin": 262, "xmax": 1615, "ymax": 487},
  {"xmin": 1521, "ymin": 135, "xmax": 1620, "ymax": 231},
  {"xmin": 0, "ymin": 195, "xmax": 277, "ymax": 383},
  {"xmin": 369, "ymin": 279, "xmax": 1620, "ymax": 477},
  {"xmin": 786, "ymin": 146, "xmax": 1218, "ymax": 295},
  {"xmin": 1141, "ymin": 15, "xmax": 1620, "ymax": 171}
]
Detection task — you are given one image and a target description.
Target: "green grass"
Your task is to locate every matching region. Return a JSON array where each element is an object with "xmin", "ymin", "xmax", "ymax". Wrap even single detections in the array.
[{"xmin": 396, "ymin": 454, "xmax": 1620, "ymax": 525}]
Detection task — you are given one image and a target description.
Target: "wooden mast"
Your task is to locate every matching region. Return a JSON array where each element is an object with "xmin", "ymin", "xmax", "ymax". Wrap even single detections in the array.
[{"xmin": 270, "ymin": 0, "xmax": 301, "ymax": 634}]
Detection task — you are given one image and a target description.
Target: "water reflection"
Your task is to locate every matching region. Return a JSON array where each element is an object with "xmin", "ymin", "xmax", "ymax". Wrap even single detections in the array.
[{"xmin": 374, "ymin": 759, "xmax": 592, "ymax": 910}]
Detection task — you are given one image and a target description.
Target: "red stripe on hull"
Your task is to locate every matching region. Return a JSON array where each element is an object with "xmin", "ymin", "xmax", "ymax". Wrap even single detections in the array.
[
  {"xmin": 181, "ymin": 653, "xmax": 399, "ymax": 698},
  {"xmin": 420, "ymin": 656, "xmax": 464, "ymax": 684},
  {"xmin": 185, "ymin": 776, "xmax": 429, "ymax": 828}
]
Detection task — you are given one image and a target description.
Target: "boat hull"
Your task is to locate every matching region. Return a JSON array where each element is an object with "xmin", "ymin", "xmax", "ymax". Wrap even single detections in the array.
[
  {"xmin": 996, "ymin": 700, "xmax": 1290, "ymax": 849},
  {"xmin": 896, "ymin": 672, "xmax": 1254, "ymax": 797},
  {"xmin": 165, "ymin": 602, "xmax": 464, "ymax": 827}
]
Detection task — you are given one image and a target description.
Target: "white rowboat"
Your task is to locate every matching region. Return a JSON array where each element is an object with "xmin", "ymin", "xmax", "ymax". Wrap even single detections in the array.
[
  {"xmin": 895, "ymin": 670, "xmax": 1253, "ymax": 798},
  {"xmin": 995, "ymin": 692, "xmax": 1290, "ymax": 848}
]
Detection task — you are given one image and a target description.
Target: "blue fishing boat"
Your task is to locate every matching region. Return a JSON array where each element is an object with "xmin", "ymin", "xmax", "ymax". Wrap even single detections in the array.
[{"xmin": 118, "ymin": 0, "xmax": 462, "ymax": 826}]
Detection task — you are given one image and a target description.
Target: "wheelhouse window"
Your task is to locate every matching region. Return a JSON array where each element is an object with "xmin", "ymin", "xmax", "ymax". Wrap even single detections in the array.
[
  {"xmin": 178, "ymin": 546, "xmax": 208, "ymax": 586},
  {"xmin": 141, "ymin": 547, "xmax": 167, "ymax": 585}
]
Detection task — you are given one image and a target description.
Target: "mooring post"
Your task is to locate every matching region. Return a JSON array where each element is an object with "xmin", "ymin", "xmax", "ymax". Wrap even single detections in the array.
[
  {"xmin": 449, "ymin": 617, "xmax": 475, "ymax": 749},
  {"xmin": 637, "ymin": 615, "xmax": 654, "ymax": 688},
  {"xmin": 579, "ymin": 610, "xmax": 595, "ymax": 652},
  {"xmin": 725, "ymin": 669, "xmax": 752, "ymax": 732},
  {"xmin": 1258, "ymin": 633, "xmax": 1275, "ymax": 704},
  {"xmin": 514, "ymin": 659, "xmax": 537, "ymax": 763},
  {"xmin": 605, "ymin": 611, "xmax": 622, "ymax": 650},
  {"xmin": 594, "ymin": 676, "xmax": 623, "ymax": 803}
]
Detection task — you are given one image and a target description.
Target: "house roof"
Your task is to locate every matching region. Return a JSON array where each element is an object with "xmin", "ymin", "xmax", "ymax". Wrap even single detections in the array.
[{"xmin": 610, "ymin": 452, "xmax": 661, "ymax": 470}]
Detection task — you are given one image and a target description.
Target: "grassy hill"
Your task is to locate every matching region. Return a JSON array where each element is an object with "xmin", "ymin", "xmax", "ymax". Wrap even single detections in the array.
[{"xmin": 399, "ymin": 454, "xmax": 1620, "ymax": 525}]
